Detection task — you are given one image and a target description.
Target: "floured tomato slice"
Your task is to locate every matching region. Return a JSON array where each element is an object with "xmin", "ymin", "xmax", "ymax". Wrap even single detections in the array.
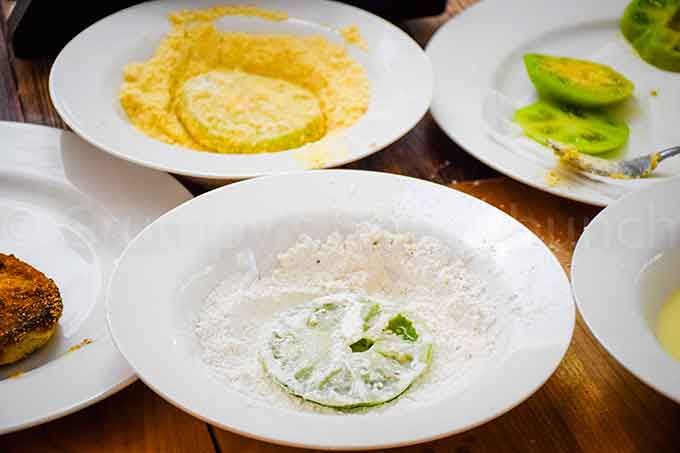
[{"xmin": 261, "ymin": 294, "xmax": 432, "ymax": 409}]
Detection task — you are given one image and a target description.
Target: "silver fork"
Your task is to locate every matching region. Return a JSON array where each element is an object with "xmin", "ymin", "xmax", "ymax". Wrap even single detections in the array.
[{"xmin": 547, "ymin": 140, "xmax": 680, "ymax": 179}]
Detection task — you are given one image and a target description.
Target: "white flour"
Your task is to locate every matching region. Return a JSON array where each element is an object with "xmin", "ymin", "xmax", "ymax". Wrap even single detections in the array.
[{"xmin": 195, "ymin": 223, "xmax": 501, "ymax": 414}]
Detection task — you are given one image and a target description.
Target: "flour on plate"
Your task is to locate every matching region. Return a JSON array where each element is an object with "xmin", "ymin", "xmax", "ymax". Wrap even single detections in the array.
[{"xmin": 195, "ymin": 223, "xmax": 500, "ymax": 413}]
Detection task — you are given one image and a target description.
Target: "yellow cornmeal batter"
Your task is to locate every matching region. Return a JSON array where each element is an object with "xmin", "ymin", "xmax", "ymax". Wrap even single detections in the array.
[
  {"xmin": 540, "ymin": 58, "xmax": 620, "ymax": 88},
  {"xmin": 169, "ymin": 5, "xmax": 289, "ymax": 25},
  {"xmin": 119, "ymin": 6, "xmax": 370, "ymax": 154}
]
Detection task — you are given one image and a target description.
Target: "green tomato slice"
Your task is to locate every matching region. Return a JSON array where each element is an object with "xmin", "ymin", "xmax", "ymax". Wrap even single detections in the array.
[
  {"xmin": 621, "ymin": 0, "xmax": 680, "ymax": 72},
  {"xmin": 524, "ymin": 54, "xmax": 634, "ymax": 107},
  {"xmin": 514, "ymin": 101, "xmax": 630, "ymax": 155},
  {"xmin": 261, "ymin": 294, "xmax": 433, "ymax": 409}
]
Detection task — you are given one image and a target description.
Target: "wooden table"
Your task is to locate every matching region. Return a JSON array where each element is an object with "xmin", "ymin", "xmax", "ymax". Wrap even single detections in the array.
[{"xmin": 1, "ymin": 2, "xmax": 679, "ymax": 452}]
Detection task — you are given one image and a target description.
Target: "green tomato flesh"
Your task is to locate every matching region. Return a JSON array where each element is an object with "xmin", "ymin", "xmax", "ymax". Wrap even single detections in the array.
[
  {"xmin": 524, "ymin": 54, "xmax": 634, "ymax": 107},
  {"xmin": 621, "ymin": 0, "xmax": 680, "ymax": 72},
  {"xmin": 514, "ymin": 101, "xmax": 630, "ymax": 155}
]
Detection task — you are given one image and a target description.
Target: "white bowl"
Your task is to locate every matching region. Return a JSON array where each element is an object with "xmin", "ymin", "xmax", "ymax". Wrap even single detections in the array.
[
  {"xmin": 107, "ymin": 170, "xmax": 574, "ymax": 450},
  {"xmin": 49, "ymin": 0, "xmax": 432, "ymax": 182},
  {"xmin": 573, "ymin": 178, "xmax": 680, "ymax": 403}
]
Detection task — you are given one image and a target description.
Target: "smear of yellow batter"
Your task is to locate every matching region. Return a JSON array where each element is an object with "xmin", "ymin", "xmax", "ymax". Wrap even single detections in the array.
[
  {"xmin": 544, "ymin": 169, "xmax": 561, "ymax": 187},
  {"xmin": 657, "ymin": 289, "xmax": 680, "ymax": 362},
  {"xmin": 292, "ymin": 132, "xmax": 350, "ymax": 169},
  {"xmin": 120, "ymin": 6, "xmax": 370, "ymax": 154},
  {"xmin": 340, "ymin": 25, "xmax": 368, "ymax": 51},
  {"xmin": 67, "ymin": 338, "xmax": 93, "ymax": 353},
  {"xmin": 169, "ymin": 5, "xmax": 288, "ymax": 25}
]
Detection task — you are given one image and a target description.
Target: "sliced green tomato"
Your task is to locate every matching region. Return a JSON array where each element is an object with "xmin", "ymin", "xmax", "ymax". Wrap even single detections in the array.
[
  {"xmin": 621, "ymin": 0, "xmax": 680, "ymax": 72},
  {"xmin": 514, "ymin": 101, "xmax": 630, "ymax": 155},
  {"xmin": 261, "ymin": 294, "xmax": 432, "ymax": 409},
  {"xmin": 524, "ymin": 54, "xmax": 634, "ymax": 107}
]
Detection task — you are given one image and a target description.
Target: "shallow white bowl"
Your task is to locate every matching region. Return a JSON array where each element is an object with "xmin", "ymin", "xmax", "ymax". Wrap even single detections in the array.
[
  {"xmin": 107, "ymin": 170, "xmax": 574, "ymax": 450},
  {"xmin": 573, "ymin": 178, "xmax": 680, "ymax": 403},
  {"xmin": 49, "ymin": 0, "xmax": 432, "ymax": 181}
]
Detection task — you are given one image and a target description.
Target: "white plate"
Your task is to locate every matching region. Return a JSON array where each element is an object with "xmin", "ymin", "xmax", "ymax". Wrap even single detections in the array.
[
  {"xmin": 427, "ymin": 0, "xmax": 680, "ymax": 206},
  {"xmin": 49, "ymin": 0, "xmax": 432, "ymax": 181},
  {"xmin": 0, "ymin": 122, "xmax": 191, "ymax": 434},
  {"xmin": 107, "ymin": 170, "xmax": 574, "ymax": 450},
  {"xmin": 572, "ymin": 178, "xmax": 680, "ymax": 403}
]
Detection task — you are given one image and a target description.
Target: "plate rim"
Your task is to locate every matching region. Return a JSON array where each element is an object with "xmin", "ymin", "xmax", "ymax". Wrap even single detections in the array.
[
  {"xmin": 48, "ymin": 0, "xmax": 433, "ymax": 180},
  {"xmin": 0, "ymin": 121, "xmax": 192, "ymax": 435}
]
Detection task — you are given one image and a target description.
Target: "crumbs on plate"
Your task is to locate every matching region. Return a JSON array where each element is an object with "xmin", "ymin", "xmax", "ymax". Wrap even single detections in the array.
[
  {"xmin": 340, "ymin": 25, "xmax": 368, "ymax": 51},
  {"xmin": 67, "ymin": 338, "xmax": 93, "ymax": 354},
  {"xmin": 544, "ymin": 170, "xmax": 562, "ymax": 187}
]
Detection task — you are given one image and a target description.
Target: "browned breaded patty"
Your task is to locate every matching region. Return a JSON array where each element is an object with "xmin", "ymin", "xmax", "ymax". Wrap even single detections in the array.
[{"xmin": 0, "ymin": 253, "xmax": 63, "ymax": 364}]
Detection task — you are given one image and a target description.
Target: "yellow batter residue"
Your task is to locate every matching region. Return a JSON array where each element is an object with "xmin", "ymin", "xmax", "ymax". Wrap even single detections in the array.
[
  {"xmin": 169, "ymin": 5, "xmax": 288, "ymax": 25},
  {"xmin": 119, "ymin": 6, "xmax": 370, "ymax": 154},
  {"xmin": 657, "ymin": 289, "xmax": 680, "ymax": 362},
  {"xmin": 340, "ymin": 25, "xmax": 368, "ymax": 51},
  {"xmin": 556, "ymin": 144, "xmax": 581, "ymax": 164},
  {"xmin": 541, "ymin": 58, "xmax": 620, "ymax": 87},
  {"xmin": 67, "ymin": 338, "xmax": 93, "ymax": 354},
  {"xmin": 544, "ymin": 169, "xmax": 561, "ymax": 187},
  {"xmin": 293, "ymin": 131, "xmax": 349, "ymax": 169}
]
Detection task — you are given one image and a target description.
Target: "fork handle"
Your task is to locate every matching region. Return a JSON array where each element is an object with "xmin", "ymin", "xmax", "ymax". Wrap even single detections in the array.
[{"xmin": 658, "ymin": 146, "xmax": 680, "ymax": 162}]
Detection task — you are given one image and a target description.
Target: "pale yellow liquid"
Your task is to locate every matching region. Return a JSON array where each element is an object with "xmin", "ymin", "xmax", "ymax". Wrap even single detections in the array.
[{"xmin": 656, "ymin": 289, "xmax": 680, "ymax": 362}]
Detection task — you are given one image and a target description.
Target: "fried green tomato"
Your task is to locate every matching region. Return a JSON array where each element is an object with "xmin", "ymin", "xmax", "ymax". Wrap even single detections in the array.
[{"xmin": 0, "ymin": 253, "xmax": 63, "ymax": 365}]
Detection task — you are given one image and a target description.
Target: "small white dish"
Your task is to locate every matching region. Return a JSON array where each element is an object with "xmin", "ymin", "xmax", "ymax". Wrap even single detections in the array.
[
  {"xmin": 572, "ymin": 178, "xmax": 680, "ymax": 403},
  {"xmin": 107, "ymin": 170, "xmax": 574, "ymax": 450},
  {"xmin": 49, "ymin": 0, "xmax": 432, "ymax": 181},
  {"xmin": 427, "ymin": 0, "xmax": 680, "ymax": 206},
  {"xmin": 0, "ymin": 122, "xmax": 192, "ymax": 434}
]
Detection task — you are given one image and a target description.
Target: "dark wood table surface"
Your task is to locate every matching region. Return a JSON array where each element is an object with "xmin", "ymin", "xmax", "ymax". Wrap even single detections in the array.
[{"xmin": 1, "ymin": 1, "xmax": 679, "ymax": 452}]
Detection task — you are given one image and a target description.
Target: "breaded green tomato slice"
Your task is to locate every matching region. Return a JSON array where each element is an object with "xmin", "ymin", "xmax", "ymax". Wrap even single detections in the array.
[
  {"xmin": 177, "ymin": 70, "xmax": 326, "ymax": 153},
  {"xmin": 514, "ymin": 101, "xmax": 630, "ymax": 155},
  {"xmin": 524, "ymin": 54, "xmax": 634, "ymax": 107},
  {"xmin": 621, "ymin": 0, "xmax": 680, "ymax": 72},
  {"xmin": 261, "ymin": 294, "xmax": 433, "ymax": 409}
]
